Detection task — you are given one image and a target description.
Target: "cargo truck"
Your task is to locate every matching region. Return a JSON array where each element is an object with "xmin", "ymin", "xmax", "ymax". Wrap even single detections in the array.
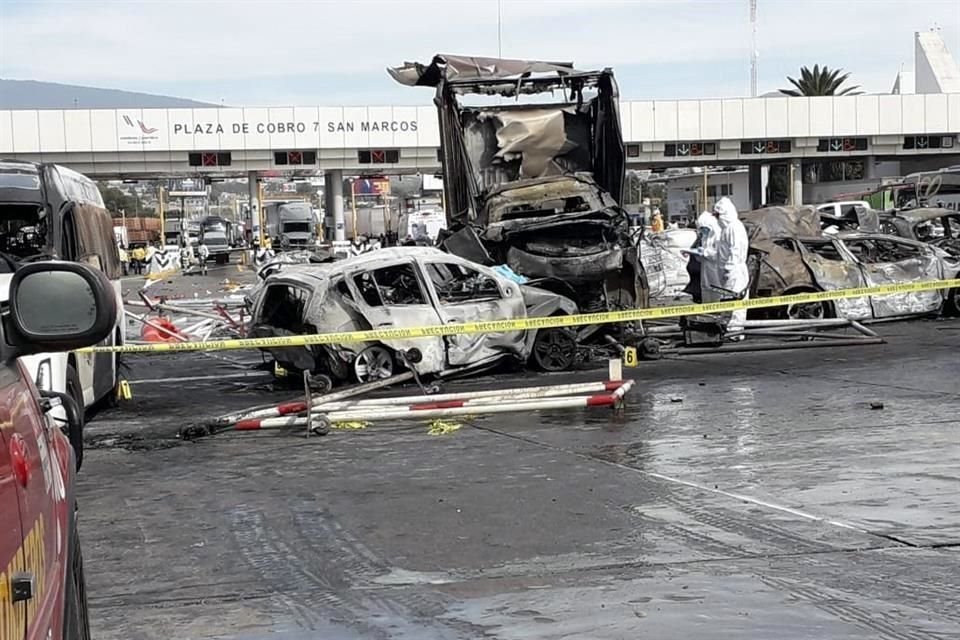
[
  {"xmin": 199, "ymin": 215, "xmax": 233, "ymax": 264},
  {"xmin": 263, "ymin": 200, "xmax": 317, "ymax": 250}
]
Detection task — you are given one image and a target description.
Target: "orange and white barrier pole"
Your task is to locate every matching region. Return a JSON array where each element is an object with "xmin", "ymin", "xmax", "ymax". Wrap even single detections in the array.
[
  {"xmin": 222, "ymin": 379, "xmax": 631, "ymax": 425},
  {"xmin": 231, "ymin": 381, "xmax": 634, "ymax": 432}
]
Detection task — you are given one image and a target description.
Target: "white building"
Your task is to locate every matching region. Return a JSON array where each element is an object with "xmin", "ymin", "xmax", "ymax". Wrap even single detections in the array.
[{"xmin": 655, "ymin": 168, "xmax": 750, "ymax": 223}]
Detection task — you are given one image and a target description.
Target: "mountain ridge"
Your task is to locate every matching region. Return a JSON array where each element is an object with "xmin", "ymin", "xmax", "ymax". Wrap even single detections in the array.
[{"xmin": 0, "ymin": 79, "xmax": 218, "ymax": 110}]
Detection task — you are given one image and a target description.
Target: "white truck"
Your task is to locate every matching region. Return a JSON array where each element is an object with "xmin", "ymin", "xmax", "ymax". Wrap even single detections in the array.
[{"xmin": 264, "ymin": 201, "xmax": 317, "ymax": 250}]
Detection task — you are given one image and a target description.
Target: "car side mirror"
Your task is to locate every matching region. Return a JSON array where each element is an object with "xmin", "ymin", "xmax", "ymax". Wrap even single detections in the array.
[{"xmin": 6, "ymin": 261, "xmax": 118, "ymax": 355}]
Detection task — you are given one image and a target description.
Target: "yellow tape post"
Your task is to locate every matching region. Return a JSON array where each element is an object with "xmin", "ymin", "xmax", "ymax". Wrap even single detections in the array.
[{"xmin": 78, "ymin": 278, "xmax": 960, "ymax": 355}]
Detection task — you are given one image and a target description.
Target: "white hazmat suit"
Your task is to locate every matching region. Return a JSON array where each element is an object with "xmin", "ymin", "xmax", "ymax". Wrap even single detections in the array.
[
  {"xmin": 713, "ymin": 197, "xmax": 750, "ymax": 331},
  {"xmin": 695, "ymin": 211, "xmax": 723, "ymax": 303}
]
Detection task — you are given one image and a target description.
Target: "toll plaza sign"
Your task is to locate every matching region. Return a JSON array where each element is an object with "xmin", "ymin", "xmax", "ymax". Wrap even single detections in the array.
[
  {"xmin": 170, "ymin": 119, "xmax": 419, "ymax": 136},
  {"xmin": 97, "ymin": 107, "xmax": 440, "ymax": 152},
  {"xmin": 155, "ymin": 107, "xmax": 435, "ymax": 151}
]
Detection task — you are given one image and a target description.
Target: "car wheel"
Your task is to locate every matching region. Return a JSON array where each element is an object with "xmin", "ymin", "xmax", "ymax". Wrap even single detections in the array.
[
  {"xmin": 63, "ymin": 519, "xmax": 91, "ymax": 640},
  {"xmin": 782, "ymin": 289, "xmax": 834, "ymax": 321},
  {"xmin": 353, "ymin": 346, "xmax": 394, "ymax": 382},
  {"xmin": 531, "ymin": 328, "xmax": 577, "ymax": 372},
  {"xmin": 66, "ymin": 363, "xmax": 85, "ymax": 470}
]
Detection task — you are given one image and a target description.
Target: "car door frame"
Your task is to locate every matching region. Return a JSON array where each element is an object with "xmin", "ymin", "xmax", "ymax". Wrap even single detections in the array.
[
  {"xmin": 342, "ymin": 258, "xmax": 447, "ymax": 373},
  {"xmin": 838, "ymin": 235, "xmax": 944, "ymax": 318},
  {"xmin": 420, "ymin": 256, "xmax": 527, "ymax": 368},
  {"xmin": 794, "ymin": 237, "xmax": 872, "ymax": 320}
]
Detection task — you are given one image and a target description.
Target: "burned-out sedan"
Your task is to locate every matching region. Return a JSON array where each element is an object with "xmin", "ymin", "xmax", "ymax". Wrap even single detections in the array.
[
  {"xmin": 248, "ymin": 247, "xmax": 580, "ymax": 385},
  {"xmin": 744, "ymin": 207, "xmax": 960, "ymax": 319}
]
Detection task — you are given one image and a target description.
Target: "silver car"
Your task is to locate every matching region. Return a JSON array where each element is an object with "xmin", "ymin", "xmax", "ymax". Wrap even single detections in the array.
[{"xmin": 248, "ymin": 247, "xmax": 579, "ymax": 384}]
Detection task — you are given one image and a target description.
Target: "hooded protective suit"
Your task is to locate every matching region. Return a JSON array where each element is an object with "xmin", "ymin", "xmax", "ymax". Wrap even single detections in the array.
[
  {"xmin": 696, "ymin": 211, "xmax": 723, "ymax": 302},
  {"xmin": 713, "ymin": 197, "xmax": 750, "ymax": 330}
]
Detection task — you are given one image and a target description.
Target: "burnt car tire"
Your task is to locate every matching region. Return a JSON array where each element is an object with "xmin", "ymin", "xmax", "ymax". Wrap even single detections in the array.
[
  {"xmin": 353, "ymin": 346, "xmax": 395, "ymax": 382},
  {"xmin": 531, "ymin": 328, "xmax": 577, "ymax": 372},
  {"xmin": 782, "ymin": 289, "xmax": 835, "ymax": 321},
  {"xmin": 63, "ymin": 519, "xmax": 91, "ymax": 640}
]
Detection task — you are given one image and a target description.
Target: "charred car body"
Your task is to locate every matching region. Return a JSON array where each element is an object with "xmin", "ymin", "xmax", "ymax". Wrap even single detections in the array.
[
  {"xmin": 389, "ymin": 55, "xmax": 646, "ymax": 313},
  {"xmin": 742, "ymin": 206, "xmax": 960, "ymax": 319},
  {"xmin": 248, "ymin": 247, "xmax": 580, "ymax": 384},
  {"xmin": 878, "ymin": 207, "xmax": 960, "ymax": 259}
]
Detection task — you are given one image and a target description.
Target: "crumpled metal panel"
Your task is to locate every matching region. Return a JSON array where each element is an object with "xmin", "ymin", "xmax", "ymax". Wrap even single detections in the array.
[
  {"xmin": 859, "ymin": 257, "xmax": 944, "ymax": 318},
  {"xmin": 507, "ymin": 244, "xmax": 624, "ymax": 283},
  {"xmin": 641, "ymin": 230, "xmax": 696, "ymax": 299},
  {"xmin": 742, "ymin": 206, "xmax": 820, "ymax": 247},
  {"xmin": 388, "ymin": 55, "xmax": 578, "ymax": 87}
]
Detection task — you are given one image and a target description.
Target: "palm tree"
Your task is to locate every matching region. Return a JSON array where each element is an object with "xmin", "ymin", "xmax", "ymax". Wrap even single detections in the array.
[{"xmin": 780, "ymin": 65, "xmax": 862, "ymax": 96}]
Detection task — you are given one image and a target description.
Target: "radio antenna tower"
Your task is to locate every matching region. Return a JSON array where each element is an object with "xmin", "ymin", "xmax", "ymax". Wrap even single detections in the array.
[{"xmin": 750, "ymin": 0, "xmax": 758, "ymax": 96}]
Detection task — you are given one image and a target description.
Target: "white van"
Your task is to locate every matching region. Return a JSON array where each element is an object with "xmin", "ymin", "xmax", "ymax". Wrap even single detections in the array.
[{"xmin": 0, "ymin": 160, "xmax": 124, "ymax": 419}]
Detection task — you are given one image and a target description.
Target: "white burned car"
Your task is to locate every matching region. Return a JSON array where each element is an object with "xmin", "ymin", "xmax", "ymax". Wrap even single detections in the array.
[{"xmin": 248, "ymin": 247, "xmax": 579, "ymax": 383}]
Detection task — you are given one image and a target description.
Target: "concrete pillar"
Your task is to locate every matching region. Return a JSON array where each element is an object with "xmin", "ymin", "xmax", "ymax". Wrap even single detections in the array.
[
  {"xmin": 748, "ymin": 164, "xmax": 763, "ymax": 210},
  {"xmin": 324, "ymin": 169, "xmax": 346, "ymax": 242},
  {"xmin": 864, "ymin": 155, "xmax": 877, "ymax": 180},
  {"xmin": 790, "ymin": 159, "xmax": 803, "ymax": 206},
  {"xmin": 247, "ymin": 170, "xmax": 259, "ymax": 245}
]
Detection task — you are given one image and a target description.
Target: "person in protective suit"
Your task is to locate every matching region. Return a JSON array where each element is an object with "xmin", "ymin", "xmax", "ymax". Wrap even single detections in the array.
[
  {"xmin": 695, "ymin": 211, "xmax": 723, "ymax": 302},
  {"xmin": 713, "ymin": 197, "xmax": 750, "ymax": 332},
  {"xmin": 681, "ymin": 211, "xmax": 723, "ymax": 303}
]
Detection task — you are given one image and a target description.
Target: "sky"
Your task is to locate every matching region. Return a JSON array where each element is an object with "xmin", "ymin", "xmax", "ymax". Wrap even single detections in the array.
[{"xmin": 1, "ymin": 0, "xmax": 959, "ymax": 106}]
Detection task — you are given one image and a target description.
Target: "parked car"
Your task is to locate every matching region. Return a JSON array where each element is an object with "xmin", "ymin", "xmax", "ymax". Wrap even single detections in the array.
[
  {"xmin": 389, "ymin": 55, "xmax": 647, "ymax": 313},
  {"xmin": 742, "ymin": 206, "xmax": 960, "ymax": 319},
  {"xmin": 1, "ymin": 261, "xmax": 119, "ymax": 640},
  {"xmin": 248, "ymin": 247, "xmax": 580, "ymax": 383}
]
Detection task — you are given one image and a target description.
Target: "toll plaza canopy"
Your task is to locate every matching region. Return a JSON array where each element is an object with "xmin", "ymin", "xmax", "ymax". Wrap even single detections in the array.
[{"xmin": 0, "ymin": 94, "xmax": 958, "ymax": 177}]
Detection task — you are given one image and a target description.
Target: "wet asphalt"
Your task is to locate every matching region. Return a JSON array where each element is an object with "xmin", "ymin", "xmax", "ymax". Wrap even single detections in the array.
[{"xmin": 78, "ymin": 266, "xmax": 959, "ymax": 640}]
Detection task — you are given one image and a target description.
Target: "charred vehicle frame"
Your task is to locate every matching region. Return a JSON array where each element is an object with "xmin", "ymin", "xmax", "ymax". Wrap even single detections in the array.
[
  {"xmin": 389, "ymin": 55, "xmax": 647, "ymax": 314},
  {"xmin": 248, "ymin": 247, "xmax": 583, "ymax": 386},
  {"xmin": 741, "ymin": 206, "xmax": 959, "ymax": 320}
]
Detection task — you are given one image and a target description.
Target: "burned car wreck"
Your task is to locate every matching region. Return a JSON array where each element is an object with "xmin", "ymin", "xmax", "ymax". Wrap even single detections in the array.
[
  {"xmin": 248, "ymin": 247, "xmax": 582, "ymax": 385},
  {"xmin": 878, "ymin": 207, "xmax": 960, "ymax": 259},
  {"xmin": 389, "ymin": 54, "xmax": 646, "ymax": 313},
  {"xmin": 740, "ymin": 206, "xmax": 960, "ymax": 319}
]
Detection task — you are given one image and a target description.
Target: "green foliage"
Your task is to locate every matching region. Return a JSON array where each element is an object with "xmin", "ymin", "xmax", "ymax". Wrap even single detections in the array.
[{"xmin": 780, "ymin": 65, "xmax": 862, "ymax": 96}]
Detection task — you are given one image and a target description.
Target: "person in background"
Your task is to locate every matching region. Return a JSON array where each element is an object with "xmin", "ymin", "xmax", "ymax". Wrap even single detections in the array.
[
  {"xmin": 118, "ymin": 243, "xmax": 129, "ymax": 276},
  {"xmin": 131, "ymin": 244, "xmax": 146, "ymax": 275},
  {"xmin": 197, "ymin": 241, "xmax": 210, "ymax": 275},
  {"xmin": 682, "ymin": 211, "xmax": 723, "ymax": 303},
  {"xmin": 651, "ymin": 210, "xmax": 665, "ymax": 233},
  {"xmin": 713, "ymin": 196, "xmax": 750, "ymax": 333}
]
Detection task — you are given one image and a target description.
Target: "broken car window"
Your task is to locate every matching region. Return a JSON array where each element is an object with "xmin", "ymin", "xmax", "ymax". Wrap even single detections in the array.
[
  {"xmin": 426, "ymin": 262, "xmax": 502, "ymax": 304},
  {"xmin": 0, "ymin": 204, "xmax": 48, "ymax": 259},
  {"xmin": 800, "ymin": 240, "xmax": 845, "ymax": 261},
  {"xmin": 260, "ymin": 284, "xmax": 311, "ymax": 332},
  {"xmin": 843, "ymin": 239, "xmax": 919, "ymax": 264},
  {"xmin": 354, "ymin": 263, "xmax": 427, "ymax": 306}
]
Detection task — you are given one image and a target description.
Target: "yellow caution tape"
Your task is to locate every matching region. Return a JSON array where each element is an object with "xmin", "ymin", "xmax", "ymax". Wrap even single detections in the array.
[
  {"xmin": 78, "ymin": 278, "xmax": 960, "ymax": 355},
  {"xmin": 332, "ymin": 420, "xmax": 370, "ymax": 430}
]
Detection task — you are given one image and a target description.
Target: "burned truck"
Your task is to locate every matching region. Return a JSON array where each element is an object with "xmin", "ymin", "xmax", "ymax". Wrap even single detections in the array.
[{"xmin": 389, "ymin": 55, "xmax": 646, "ymax": 313}]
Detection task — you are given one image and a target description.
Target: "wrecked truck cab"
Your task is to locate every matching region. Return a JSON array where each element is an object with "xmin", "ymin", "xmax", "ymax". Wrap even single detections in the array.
[
  {"xmin": 389, "ymin": 55, "xmax": 647, "ymax": 313},
  {"xmin": 248, "ymin": 247, "xmax": 580, "ymax": 385}
]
